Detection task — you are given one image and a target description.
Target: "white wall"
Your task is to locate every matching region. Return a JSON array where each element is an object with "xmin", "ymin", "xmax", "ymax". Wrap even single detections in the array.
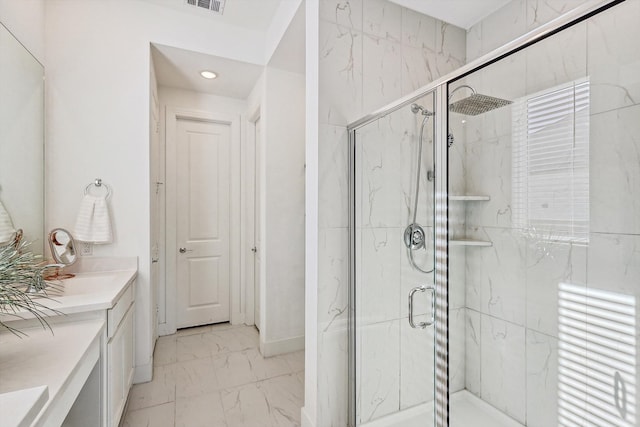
[
  {"xmin": 261, "ymin": 66, "xmax": 306, "ymax": 356},
  {"xmin": 44, "ymin": 0, "xmax": 268, "ymax": 382},
  {"xmin": 0, "ymin": 0, "xmax": 45, "ymax": 63}
]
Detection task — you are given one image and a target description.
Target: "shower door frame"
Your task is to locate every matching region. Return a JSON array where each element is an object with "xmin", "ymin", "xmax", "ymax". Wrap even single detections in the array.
[
  {"xmin": 346, "ymin": 2, "xmax": 623, "ymax": 426},
  {"xmin": 347, "ymin": 85, "xmax": 450, "ymax": 427}
]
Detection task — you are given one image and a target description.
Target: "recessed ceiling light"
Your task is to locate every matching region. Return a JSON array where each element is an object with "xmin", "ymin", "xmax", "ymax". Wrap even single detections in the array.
[{"xmin": 200, "ymin": 70, "xmax": 217, "ymax": 79}]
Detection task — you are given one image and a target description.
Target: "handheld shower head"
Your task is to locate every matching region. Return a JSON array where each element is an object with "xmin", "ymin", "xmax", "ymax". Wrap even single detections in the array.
[{"xmin": 448, "ymin": 85, "xmax": 512, "ymax": 116}]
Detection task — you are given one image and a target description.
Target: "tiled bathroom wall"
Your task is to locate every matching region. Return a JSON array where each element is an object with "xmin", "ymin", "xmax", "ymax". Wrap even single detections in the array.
[
  {"xmin": 317, "ymin": 0, "xmax": 466, "ymax": 425},
  {"xmin": 457, "ymin": 1, "xmax": 640, "ymax": 425}
]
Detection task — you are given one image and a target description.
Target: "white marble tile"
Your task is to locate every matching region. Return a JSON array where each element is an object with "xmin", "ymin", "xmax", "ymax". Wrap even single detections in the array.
[
  {"xmin": 362, "ymin": 34, "xmax": 402, "ymax": 113},
  {"xmin": 465, "ymin": 309, "xmax": 481, "ymax": 396},
  {"xmin": 525, "ymin": 22, "xmax": 587, "ymax": 96},
  {"xmin": 587, "ymin": 233, "xmax": 640, "ymax": 298},
  {"xmin": 221, "ymin": 373, "xmax": 303, "ymax": 427},
  {"xmin": 362, "ymin": 0, "xmax": 402, "ymax": 42},
  {"xmin": 590, "ymin": 104, "xmax": 640, "ymax": 235},
  {"xmin": 154, "ymin": 334, "xmax": 177, "ymax": 366},
  {"xmin": 526, "ymin": 0, "xmax": 584, "ymax": 30},
  {"xmin": 480, "ymin": 315, "xmax": 526, "ymax": 424},
  {"xmin": 465, "ymin": 136, "xmax": 514, "ymax": 229},
  {"xmin": 357, "ymin": 320, "xmax": 400, "ymax": 423},
  {"xmin": 434, "ymin": 51, "xmax": 465, "ymax": 83},
  {"xmin": 588, "ymin": 0, "xmax": 640, "ymax": 115},
  {"xmin": 448, "ymin": 246, "xmax": 466, "ymax": 310},
  {"xmin": 400, "ymin": 45, "xmax": 437, "ymax": 95},
  {"xmin": 359, "ymin": 117, "xmax": 403, "ymax": 228},
  {"xmin": 319, "ymin": 21, "xmax": 363, "ymax": 126},
  {"xmin": 212, "ymin": 350, "xmax": 259, "ymax": 390},
  {"xmin": 400, "ymin": 229, "xmax": 436, "ymax": 320},
  {"xmin": 319, "ymin": 124, "xmax": 349, "ymax": 229},
  {"xmin": 480, "ymin": 228, "xmax": 526, "ymax": 325},
  {"xmin": 401, "ymin": 7, "xmax": 436, "ymax": 49},
  {"xmin": 466, "ymin": 22, "xmax": 482, "ymax": 63},
  {"xmin": 174, "ymin": 357, "xmax": 219, "ymax": 399},
  {"xmin": 400, "ymin": 315, "xmax": 434, "ymax": 409},
  {"xmin": 317, "ymin": 327, "xmax": 348, "ymax": 427},
  {"xmin": 480, "ymin": 0, "xmax": 527, "ymax": 56},
  {"xmin": 525, "ymin": 241, "xmax": 587, "ymax": 338},
  {"xmin": 245, "ymin": 349, "xmax": 292, "ymax": 382},
  {"xmin": 526, "ymin": 330, "xmax": 559, "ymax": 427},
  {"xmin": 464, "ymin": 238, "xmax": 483, "ymax": 312},
  {"xmin": 283, "ymin": 350, "xmax": 305, "ymax": 373},
  {"xmin": 320, "ymin": 0, "xmax": 363, "ymax": 30},
  {"xmin": 449, "ymin": 308, "xmax": 466, "ymax": 393},
  {"xmin": 435, "ymin": 20, "xmax": 466, "ymax": 62},
  {"xmin": 128, "ymin": 364, "xmax": 176, "ymax": 411},
  {"xmin": 122, "ymin": 402, "xmax": 175, "ymax": 427},
  {"xmin": 176, "ymin": 332, "xmax": 215, "ymax": 362},
  {"xmin": 175, "ymin": 392, "xmax": 227, "ymax": 427},
  {"xmin": 318, "ymin": 228, "xmax": 349, "ymax": 332},
  {"xmin": 358, "ymin": 227, "xmax": 401, "ymax": 324}
]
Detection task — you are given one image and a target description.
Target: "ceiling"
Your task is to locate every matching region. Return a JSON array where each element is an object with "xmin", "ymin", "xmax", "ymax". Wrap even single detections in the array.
[
  {"xmin": 151, "ymin": 44, "xmax": 264, "ymax": 98},
  {"xmin": 388, "ymin": 0, "xmax": 513, "ymax": 29},
  {"xmin": 150, "ymin": 0, "xmax": 512, "ymax": 98},
  {"xmin": 139, "ymin": 0, "xmax": 284, "ymax": 32}
]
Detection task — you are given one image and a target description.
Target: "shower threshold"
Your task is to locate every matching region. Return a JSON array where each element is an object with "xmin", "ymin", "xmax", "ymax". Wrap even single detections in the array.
[{"xmin": 360, "ymin": 390, "xmax": 523, "ymax": 427}]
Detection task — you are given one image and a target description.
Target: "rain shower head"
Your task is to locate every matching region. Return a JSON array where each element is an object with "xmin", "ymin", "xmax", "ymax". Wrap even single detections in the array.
[{"xmin": 448, "ymin": 85, "xmax": 512, "ymax": 116}]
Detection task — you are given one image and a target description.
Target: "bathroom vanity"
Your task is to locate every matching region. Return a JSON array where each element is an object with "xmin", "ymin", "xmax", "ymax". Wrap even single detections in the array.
[{"xmin": 0, "ymin": 262, "xmax": 137, "ymax": 427}]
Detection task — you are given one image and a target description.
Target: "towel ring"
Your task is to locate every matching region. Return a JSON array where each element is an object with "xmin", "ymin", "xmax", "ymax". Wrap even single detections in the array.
[{"xmin": 84, "ymin": 178, "xmax": 112, "ymax": 198}]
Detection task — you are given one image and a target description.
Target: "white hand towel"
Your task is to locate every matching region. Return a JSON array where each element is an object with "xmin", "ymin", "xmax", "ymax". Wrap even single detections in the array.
[
  {"xmin": 73, "ymin": 195, "xmax": 113, "ymax": 244},
  {"xmin": 0, "ymin": 200, "xmax": 16, "ymax": 244}
]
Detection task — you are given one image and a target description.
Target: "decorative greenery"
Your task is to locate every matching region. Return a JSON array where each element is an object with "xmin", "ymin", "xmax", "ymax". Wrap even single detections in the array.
[{"xmin": 0, "ymin": 241, "xmax": 60, "ymax": 336}]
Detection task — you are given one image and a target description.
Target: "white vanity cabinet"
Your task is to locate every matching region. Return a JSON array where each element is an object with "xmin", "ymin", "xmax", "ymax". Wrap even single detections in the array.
[{"xmin": 106, "ymin": 283, "xmax": 135, "ymax": 427}]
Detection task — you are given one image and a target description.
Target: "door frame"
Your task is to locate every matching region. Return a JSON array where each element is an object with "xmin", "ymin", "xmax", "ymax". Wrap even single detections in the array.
[
  {"xmin": 244, "ymin": 105, "xmax": 261, "ymax": 327},
  {"xmin": 165, "ymin": 107, "xmax": 242, "ymax": 334}
]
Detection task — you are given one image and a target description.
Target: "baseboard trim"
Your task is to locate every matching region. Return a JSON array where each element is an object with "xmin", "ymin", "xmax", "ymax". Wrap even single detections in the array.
[
  {"xmin": 133, "ymin": 359, "xmax": 153, "ymax": 384},
  {"xmin": 301, "ymin": 406, "xmax": 315, "ymax": 427},
  {"xmin": 260, "ymin": 334, "xmax": 305, "ymax": 357}
]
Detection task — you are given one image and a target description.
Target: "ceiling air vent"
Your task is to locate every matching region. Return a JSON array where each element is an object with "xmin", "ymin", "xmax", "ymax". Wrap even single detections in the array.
[{"xmin": 185, "ymin": 0, "xmax": 226, "ymax": 14}]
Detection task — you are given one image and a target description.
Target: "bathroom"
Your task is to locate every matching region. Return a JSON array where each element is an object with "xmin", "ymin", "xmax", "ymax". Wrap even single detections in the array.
[{"xmin": 0, "ymin": 0, "xmax": 638, "ymax": 426}]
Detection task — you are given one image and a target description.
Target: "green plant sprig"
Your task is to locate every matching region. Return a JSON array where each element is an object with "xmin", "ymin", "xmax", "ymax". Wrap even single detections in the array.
[{"xmin": 0, "ymin": 241, "xmax": 62, "ymax": 336}]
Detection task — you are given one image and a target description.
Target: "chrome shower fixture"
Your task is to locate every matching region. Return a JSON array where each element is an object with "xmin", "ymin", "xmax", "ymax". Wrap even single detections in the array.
[
  {"xmin": 448, "ymin": 84, "xmax": 512, "ymax": 116},
  {"xmin": 411, "ymin": 103, "xmax": 433, "ymax": 116}
]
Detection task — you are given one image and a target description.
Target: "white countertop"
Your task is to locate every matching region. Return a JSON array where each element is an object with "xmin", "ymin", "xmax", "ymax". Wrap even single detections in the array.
[
  {"xmin": 0, "ymin": 269, "xmax": 137, "ymax": 323},
  {"xmin": 0, "ymin": 386, "xmax": 48, "ymax": 427},
  {"xmin": 0, "ymin": 319, "xmax": 105, "ymax": 427}
]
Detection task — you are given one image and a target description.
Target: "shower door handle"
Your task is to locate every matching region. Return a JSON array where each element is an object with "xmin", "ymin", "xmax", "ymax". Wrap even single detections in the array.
[{"xmin": 408, "ymin": 285, "xmax": 435, "ymax": 329}]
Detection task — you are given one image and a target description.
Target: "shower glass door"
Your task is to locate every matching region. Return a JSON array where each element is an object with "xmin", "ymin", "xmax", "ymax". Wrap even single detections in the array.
[{"xmin": 351, "ymin": 90, "xmax": 439, "ymax": 427}]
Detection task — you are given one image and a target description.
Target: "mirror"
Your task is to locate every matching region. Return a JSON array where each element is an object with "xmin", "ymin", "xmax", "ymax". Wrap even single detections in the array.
[
  {"xmin": 47, "ymin": 228, "xmax": 76, "ymax": 280},
  {"xmin": 49, "ymin": 228, "xmax": 77, "ymax": 266},
  {"xmin": 0, "ymin": 22, "xmax": 45, "ymax": 255}
]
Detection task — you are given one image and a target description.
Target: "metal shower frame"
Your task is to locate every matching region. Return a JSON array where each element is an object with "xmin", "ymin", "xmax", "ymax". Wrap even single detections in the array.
[{"xmin": 346, "ymin": 1, "xmax": 624, "ymax": 426}]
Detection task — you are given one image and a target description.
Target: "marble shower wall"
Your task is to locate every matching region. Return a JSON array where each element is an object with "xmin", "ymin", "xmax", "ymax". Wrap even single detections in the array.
[
  {"xmin": 458, "ymin": 1, "xmax": 640, "ymax": 426},
  {"xmin": 317, "ymin": 1, "xmax": 466, "ymax": 425}
]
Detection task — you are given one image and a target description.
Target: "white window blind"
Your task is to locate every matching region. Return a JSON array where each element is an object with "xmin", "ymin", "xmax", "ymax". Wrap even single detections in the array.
[{"xmin": 512, "ymin": 79, "xmax": 590, "ymax": 243}]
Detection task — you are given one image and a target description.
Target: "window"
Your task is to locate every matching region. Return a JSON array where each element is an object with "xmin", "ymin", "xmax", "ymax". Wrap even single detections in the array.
[{"xmin": 512, "ymin": 79, "xmax": 590, "ymax": 243}]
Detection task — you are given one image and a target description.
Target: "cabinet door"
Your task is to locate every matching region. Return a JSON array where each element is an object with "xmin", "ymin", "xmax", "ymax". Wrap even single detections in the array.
[{"xmin": 108, "ymin": 304, "xmax": 134, "ymax": 427}]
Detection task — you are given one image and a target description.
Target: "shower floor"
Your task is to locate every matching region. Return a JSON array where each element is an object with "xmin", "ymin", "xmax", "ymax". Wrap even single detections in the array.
[{"xmin": 361, "ymin": 390, "xmax": 523, "ymax": 427}]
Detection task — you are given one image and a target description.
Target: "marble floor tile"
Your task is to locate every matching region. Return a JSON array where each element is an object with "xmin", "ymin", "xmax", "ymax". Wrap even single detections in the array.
[
  {"xmin": 175, "ymin": 392, "xmax": 227, "ymax": 427},
  {"xmin": 123, "ymin": 323, "xmax": 304, "ymax": 427},
  {"xmin": 154, "ymin": 334, "xmax": 177, "ymax": 366},
  {"xmin": 127, "ymin": 364, "xmax": 176, "ymax": 411},
  {"xmin": 122, "ymin": 402, "xmax": 175, "ymax": 427},
  {"xmin": 175, "ymin": 357, "xmax": 220, "ymax": 399}
]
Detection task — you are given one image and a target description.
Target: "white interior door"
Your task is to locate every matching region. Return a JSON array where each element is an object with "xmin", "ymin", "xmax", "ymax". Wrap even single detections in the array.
[
  {"xmin": 176, "ymin": 118, "xmax": 231, "ymax": 328},
  {"xmin": 254, "ymin": 117, "xmax": 262, "ymax": 331}
]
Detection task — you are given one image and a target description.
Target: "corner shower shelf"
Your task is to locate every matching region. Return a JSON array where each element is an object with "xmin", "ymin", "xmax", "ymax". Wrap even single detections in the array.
[
  {"xmin": 449, "ymin": 195, "xmax": 491, "ymax": 201},
  {"xmin": 450, "ymin": 239, "xmax": 493, "ymax": 247}
]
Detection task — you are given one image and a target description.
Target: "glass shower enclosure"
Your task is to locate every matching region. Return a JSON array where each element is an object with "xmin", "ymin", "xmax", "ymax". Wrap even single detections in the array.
[{"xmin": 348, "ymin": 1, "xmax": 639, "ymax": 426}]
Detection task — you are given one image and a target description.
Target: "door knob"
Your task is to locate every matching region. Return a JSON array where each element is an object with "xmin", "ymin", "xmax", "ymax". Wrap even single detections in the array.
[{"xmin": 179, "ymin": 247, "xmax": 193, "ymax": 254}]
